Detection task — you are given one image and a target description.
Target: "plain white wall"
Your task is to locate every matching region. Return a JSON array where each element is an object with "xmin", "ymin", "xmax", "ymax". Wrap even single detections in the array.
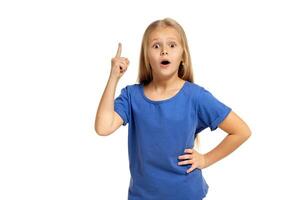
[{"xmin": 1, "ymin": 0, "xmax": 299, "ymax": 199}]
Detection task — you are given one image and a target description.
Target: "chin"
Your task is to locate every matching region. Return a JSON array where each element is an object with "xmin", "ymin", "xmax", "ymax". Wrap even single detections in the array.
[{"xmin": 157, "ymin": 70, "xmax": 178, "ymax": 78}]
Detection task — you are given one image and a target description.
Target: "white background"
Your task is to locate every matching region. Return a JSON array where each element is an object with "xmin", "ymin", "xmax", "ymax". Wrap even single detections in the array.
[{"xmin": 1, "ymin": 0, "xmax": 299, "ymax": 199}]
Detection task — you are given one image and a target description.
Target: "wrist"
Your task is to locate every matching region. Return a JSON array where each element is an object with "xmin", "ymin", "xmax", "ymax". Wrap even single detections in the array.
[
  {"xmin": 109, "ymin": 74, "xmax": 120, "ymax": 82},
  {"xmin": 203, "ymin": 153, "xmax": 210, "ymax": 169}
]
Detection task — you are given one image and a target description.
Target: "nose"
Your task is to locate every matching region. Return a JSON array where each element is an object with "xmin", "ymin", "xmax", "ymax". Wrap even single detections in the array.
[{"xmin": 160, "ymin": 50, "xmax": 168, "ymax": 56}]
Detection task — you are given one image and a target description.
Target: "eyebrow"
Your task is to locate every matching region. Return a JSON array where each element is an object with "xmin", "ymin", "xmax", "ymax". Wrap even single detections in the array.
[{"xmin": 150, "ymin": 37, "xmax": 178, "ymax": 42}]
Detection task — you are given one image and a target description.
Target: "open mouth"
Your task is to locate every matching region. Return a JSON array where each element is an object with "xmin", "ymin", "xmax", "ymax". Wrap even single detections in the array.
[{"xmin": 160, "ymin": 60, "xmax": 171, "ymax": 66}]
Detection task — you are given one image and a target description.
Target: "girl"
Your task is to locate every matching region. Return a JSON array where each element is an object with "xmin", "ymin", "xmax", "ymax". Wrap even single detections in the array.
[{"xmin": 95, "ymin": 18, "xmax": 251, "ymax": 200}]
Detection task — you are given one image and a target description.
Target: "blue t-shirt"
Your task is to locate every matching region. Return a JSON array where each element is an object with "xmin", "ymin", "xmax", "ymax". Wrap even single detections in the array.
[{"xmin": 114, "ymin": 80, "xmax": 232, "ymax": 200}]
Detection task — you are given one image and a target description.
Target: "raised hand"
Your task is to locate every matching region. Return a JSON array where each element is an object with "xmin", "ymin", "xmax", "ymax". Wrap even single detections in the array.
[{"xmin": 110, "ymin": 42, "xmax": 130, "ymax": 80}]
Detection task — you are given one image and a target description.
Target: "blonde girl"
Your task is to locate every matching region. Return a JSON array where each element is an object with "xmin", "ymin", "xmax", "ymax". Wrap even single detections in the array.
[{"xmin": 95, "ymin": 17, "xmax": 251, "ymax": 200}]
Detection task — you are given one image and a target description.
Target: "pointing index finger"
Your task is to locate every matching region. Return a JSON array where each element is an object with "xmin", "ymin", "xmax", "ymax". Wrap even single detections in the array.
[{"xmin": 115, "ymin": 42, "xmax": 122, "ymax": 57}]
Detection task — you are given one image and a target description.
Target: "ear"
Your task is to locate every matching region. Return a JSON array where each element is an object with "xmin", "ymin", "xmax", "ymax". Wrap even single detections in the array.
[{"xmin": 180, "ymin": 61, "xmax": 184, "ymax": 67}]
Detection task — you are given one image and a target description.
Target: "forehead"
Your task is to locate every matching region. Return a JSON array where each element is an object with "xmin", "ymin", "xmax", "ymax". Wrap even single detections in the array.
[{"xmin": 148, "ymin": 27, "xmax": 181, "ymax": 43}]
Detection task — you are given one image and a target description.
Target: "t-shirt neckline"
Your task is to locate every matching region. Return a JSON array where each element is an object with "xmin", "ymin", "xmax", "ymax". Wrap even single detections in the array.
[{"xmin": 140, "ymin": 80, "xmax": 188, "ymax": 104}]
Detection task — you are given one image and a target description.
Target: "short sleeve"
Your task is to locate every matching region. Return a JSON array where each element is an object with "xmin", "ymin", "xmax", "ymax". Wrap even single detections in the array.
[
  {"xmin": 114, "ymin": 86, "xmax": 130, "ymax": 126},
  {"xmin": 196, "ymin": 88, "xmax": 232, "ymax": 132}
]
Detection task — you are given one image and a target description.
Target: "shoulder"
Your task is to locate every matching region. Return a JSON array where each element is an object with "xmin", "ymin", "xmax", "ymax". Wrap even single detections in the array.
[
  {"xmin": 184, "ymin": 81, "xmax": 226, "ymax": 108},
  {"xmin": 184, "ymin": 81, "xmax": 210, "ymax": 98},
  {"xmin": 119, "ymin": 83, "xmax": 141, "ymax": 96},
  {"xmin": 124, "ymin": 83, "xmax": 141, "ymax": 91},
  {"xmin": 185, "ymin": 81, "xmax": 206, "ymax": 91}
]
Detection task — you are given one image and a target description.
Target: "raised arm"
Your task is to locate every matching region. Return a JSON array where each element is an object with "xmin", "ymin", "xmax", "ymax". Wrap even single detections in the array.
[{"xmin": 94, "ymin": 43, "xmax": 130, "ymax": 136}]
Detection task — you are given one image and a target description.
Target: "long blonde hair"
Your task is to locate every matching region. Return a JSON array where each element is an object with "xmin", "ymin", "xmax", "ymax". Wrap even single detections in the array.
[{"xmin": 136, "ymin": 17, "xmax": 201, "ymax": 150}]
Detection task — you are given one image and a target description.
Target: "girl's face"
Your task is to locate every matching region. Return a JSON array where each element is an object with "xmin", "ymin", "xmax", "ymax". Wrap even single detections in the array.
[{"xmin": 147, "ymin": 27, "xmax": 183, "ymax": 80}]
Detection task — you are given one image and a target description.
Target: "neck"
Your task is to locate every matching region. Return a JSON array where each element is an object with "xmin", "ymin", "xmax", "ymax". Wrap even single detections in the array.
[{"xmin": 150, "ymin": 76, "xmax": 184, "ymax": 92}]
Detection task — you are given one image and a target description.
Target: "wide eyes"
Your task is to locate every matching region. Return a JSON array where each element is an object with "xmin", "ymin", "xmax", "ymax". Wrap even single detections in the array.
[
  {"xmin": 153, "ymin": 44, "xmax": 160, "ymax": 49},
  {"xmin": 152, "ymin": 42, "xmax": 177, "ymax": 49}
]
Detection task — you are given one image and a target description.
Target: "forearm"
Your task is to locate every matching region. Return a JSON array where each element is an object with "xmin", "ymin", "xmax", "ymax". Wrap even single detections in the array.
[
  {"xmin": 94, "ymin": 75, "xmax": 119, "ymax": 134},
  {"xmin": 203, "ymin": 132, "xmax": 250, "ymax": 169}
]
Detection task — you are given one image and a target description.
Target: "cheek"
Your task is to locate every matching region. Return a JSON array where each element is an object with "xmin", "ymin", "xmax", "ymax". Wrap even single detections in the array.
[
  {"xmin": 148, "ymin": 52, "xmax": 159, "ymax": 64},
  {"xmin": 168, "ymin": 48, "xmax": 182, "ymax": 57},
  {"xmin": 170, "ymin": 52, "xmax": 182, "ymax": 63},
  {"xmin": 175, "ymin": 53, "xmax": 184, "ymax": 64},
  {"xmin": 175, "ymin": 49, "xmax": 184, "ymax": 58},
  {"xmin": 148, "ymin": 56, "xmax": 155, "ymax": 65}
]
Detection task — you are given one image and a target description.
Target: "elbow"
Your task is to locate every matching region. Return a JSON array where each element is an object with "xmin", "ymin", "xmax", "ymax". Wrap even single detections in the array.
[
  {"xmin": 230, "ymin": 126, "xmax": 251, "ymax": 142},
  {"xmin": 243, "ymin": 130, "xmax": 251, "ymax": 141},
  {"xmin": 241, "ymin": 126, "xmax": 252, "ymax": 141},
  {"xmin": 94, "ymin": 125, "xmax": 110, "ymax": 136}
]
